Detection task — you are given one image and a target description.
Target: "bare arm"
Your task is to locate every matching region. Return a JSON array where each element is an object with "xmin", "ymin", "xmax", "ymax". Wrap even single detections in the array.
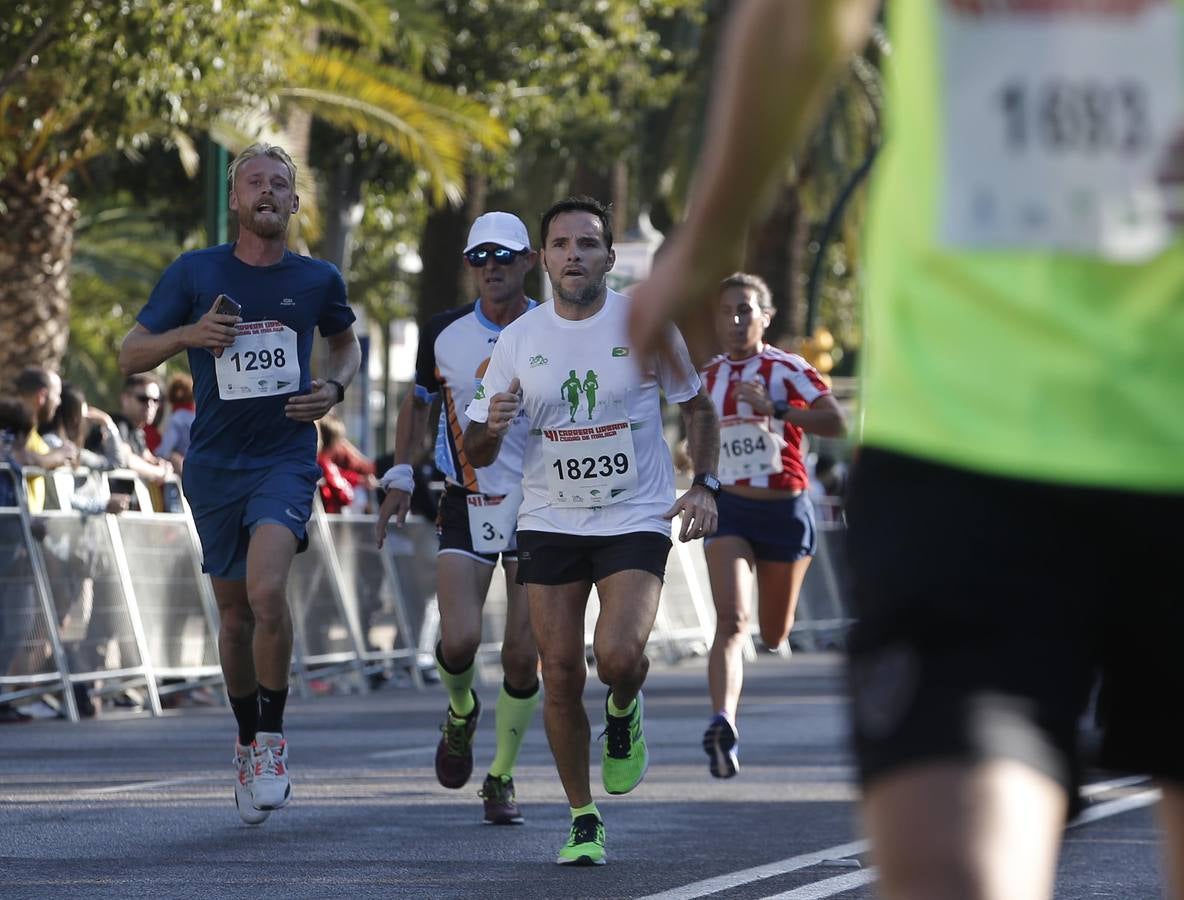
[
  {"xmin": 665, "ymin": 387, "xmax": 720, "ymax": 542},
  {"xmin": 284, "ymin": 326, "xmax": 362, "ymax": 422},
  {"xmin": 119, "ymin": 296, "xmax": 241, "ymax": 375},
  {"xmin": 375, "ymin": 389, "xmax": 433, "ymax": 542},
  {"xmin": 463, "ymin": 376, "xmax": 521, "ymax": 470},
  {"xmin": 629, "ymin": 0, "xmax": 878, "ymax": 358},
  {"xmin": 680, "ymin": 387, "xmax": 720, "ymax": 477},
  {"xmin": 393, "ymin": 390, "xmax": 432, "ymax": 467},
  {"xmin": 733, "ymin": 383, "xmax": 848, "ymax": 439},
  {"xmin": 788, "ymin": 394, "xmax": 847, "ymax": 439}
]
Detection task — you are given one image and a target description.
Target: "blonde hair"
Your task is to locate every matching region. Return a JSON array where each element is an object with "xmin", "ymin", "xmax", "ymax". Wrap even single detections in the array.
[{"xmin": 227, "ymin": 143, "xmax": 297, "ymax": 191}]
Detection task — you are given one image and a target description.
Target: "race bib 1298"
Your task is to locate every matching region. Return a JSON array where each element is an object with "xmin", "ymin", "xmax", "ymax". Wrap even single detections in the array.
[{"xmin": 215, "ymin": 320, "xmax": 301, "ymax": 400}]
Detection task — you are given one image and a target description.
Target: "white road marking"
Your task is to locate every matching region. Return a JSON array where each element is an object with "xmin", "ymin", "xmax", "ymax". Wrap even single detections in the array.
[
  {"xmin": 367, "ymin": 744, "xmax": 436, "ymax": 760},
  {"xmin": 1077, "ymin": 774, "xmax": 1150, "ymax": 798},
  {"xmin": 82, "ymin": 776, "xmax": 215, "ymax": 795},
  {"xmin": 645, "ymin": 778, "xmax": 1161, "ymax": 900},
  {"xmin": 761, "ymin": 869, "xmax": 878, "ymax": 899},
  {"xmin": 1069, "ymin": 787, "xmax": 1161, "ymax": 828},
  {"xmin": 636, "ymin": 840, "xmax": 871, "ymax": 900}
]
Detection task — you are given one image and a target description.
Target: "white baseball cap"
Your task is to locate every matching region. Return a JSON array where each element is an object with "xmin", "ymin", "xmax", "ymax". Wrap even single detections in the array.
[{"xmin": 464, "ymin": 211, "xmax": 531, "ymax": 253}]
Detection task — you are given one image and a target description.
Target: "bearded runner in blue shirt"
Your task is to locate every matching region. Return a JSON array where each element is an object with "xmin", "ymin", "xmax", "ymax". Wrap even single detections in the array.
[{"xmin": 119, "ymin": 143, "xmax": 360, "ymax": 826}]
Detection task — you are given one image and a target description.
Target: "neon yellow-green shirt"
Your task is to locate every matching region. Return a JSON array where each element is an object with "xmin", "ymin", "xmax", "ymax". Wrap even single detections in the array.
[{"xmin": 862, "ymin": 0, "xmax": 1184, "ymax": 492}]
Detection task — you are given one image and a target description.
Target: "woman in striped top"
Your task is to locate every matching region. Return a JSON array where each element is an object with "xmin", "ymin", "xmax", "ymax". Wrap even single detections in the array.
[{"xmin": 699, "ymin": 273, "xmax": 847, "ymax": 779}]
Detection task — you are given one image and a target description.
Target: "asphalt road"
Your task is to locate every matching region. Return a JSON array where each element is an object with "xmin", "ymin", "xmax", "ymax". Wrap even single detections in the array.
[{"xmin": 0, "ymin": 654, "xmax": 1167, "ymax": 899}]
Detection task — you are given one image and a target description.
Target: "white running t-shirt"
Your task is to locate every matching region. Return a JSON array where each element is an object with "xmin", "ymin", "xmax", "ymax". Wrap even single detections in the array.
[{"xmin": 466, "ymin": 289, "xmax": 700, "ymax": 537}]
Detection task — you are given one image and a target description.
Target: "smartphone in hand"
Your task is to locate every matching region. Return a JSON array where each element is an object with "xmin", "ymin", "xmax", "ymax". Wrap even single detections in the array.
[
  {"xmin": 211, "ymin": 294, "xmax": 241, "ymax": 358},
  {"xmin": 215, "ymin": 294, "xmax": 241, "ymax": 317}
]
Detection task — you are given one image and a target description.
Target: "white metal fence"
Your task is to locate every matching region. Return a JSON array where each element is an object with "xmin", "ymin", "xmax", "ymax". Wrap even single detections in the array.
[{"xmin": 0, "ymin": 464, "xmax": 851, "ymax": 721}]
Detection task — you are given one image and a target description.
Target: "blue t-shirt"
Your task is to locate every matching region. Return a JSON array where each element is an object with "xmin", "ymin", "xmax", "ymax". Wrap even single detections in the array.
[{"xmin": 137, "ymin": 243, "xmax": 356, "ymax": 468}]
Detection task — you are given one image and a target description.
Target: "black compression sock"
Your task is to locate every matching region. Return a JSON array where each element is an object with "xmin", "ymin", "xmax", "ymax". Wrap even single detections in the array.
[
  {"xmin": 257, "ymin": 683, "xmax": 289, "ymax": 735},
  {"xmin": 228, "ymin": 689, "xmax": 260, "ymax": 746}
]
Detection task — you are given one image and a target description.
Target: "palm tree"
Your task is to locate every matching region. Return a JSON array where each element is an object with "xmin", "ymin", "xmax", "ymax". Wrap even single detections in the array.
[{"xmin": 0, "ymin": 0, "xmax": 505, "ymax": 385}]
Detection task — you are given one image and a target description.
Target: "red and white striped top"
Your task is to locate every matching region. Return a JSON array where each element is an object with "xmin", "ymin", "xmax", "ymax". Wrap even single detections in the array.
[{"xmin": 701, "ymin": 345, "xmax": 830, "ymax": 490}]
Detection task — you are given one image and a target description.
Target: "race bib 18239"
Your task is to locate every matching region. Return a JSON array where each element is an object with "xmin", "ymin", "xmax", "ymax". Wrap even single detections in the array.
[
  {"xmin": 940, "ymin": 2, "xmax": 1184, "ymax": 261},
  {"xmin": 541, "ymin": 420, "xmax": 638, "ymax": 508}
]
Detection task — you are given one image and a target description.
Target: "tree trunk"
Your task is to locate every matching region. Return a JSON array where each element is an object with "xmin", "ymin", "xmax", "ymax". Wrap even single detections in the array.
[
  {"xmin": 0, "ymin": 169, "xmax": 76, "ymax": 386},
  {"xmin": 415, "ymin": 173, "xmax": 485, "ymax": 327},
  {"xmin": 745, "ymin": 183, "xmax": 804, "ymax": 345}
]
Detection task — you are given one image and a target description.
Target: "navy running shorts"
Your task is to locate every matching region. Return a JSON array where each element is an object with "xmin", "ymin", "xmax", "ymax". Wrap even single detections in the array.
[
  {"xmin": 515, "ymin": 530, "xmax": 672, "ymax": 586},
  {"xmin": 182, "ymin": 458, "xmax": 320, "ymax": 580},
  {"xmin": 845, "ymin": 447, "xmax": 1184, "ymax": 798},
  {"xmin": 706, "ymin": 489, "xmax": 817, "ymax": 562},
  {"xmin": 436, "ymin": 483, "xmax": 518, "ymax": 565}
]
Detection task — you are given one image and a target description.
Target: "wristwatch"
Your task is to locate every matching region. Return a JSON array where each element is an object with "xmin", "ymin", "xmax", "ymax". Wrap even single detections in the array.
[
  {"xmin": 772, "ymin": 399, "xmax": 790, "ymax": 420},
  {"xmin": 692, "ymin": 473, "xmax": 721, "ymax": 496},
  {"xmin": 326, "ymin": 379, "xmax": 346, "ymax": 404}
]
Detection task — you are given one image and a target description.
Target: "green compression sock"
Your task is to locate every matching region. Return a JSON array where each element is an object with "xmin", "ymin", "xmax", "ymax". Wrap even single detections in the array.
[
  {"xmin": 487, "ymin": 679, "xmax": 540, "ymax": 778},
  {"xmin": 436, "ymin": 644, "xmax": 476, "ymax": 717}
]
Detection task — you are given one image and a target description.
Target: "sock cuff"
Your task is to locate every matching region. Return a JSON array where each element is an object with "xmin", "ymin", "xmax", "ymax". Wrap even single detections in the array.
[
  {"xmin": 435, "ymin": 642, "xmax": 475, "ymax": 677},
  {"xmin": 501, "ymin": 678, "xmax": 540, "ymax": 700},
  {"xmin": 570, "ymin": 802, "xmax": 600, "ymax": 820}
]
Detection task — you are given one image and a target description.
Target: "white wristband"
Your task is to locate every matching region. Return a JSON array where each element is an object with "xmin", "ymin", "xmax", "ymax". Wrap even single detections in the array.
[{"xmin": 379, "ymin": 463, "xmax": 414, "ymax": 494}]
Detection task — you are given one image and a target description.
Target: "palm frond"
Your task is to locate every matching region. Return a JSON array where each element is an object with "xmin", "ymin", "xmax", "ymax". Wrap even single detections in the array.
[{"xmin": 279, "ymin": 49, "xmax": 508, "ymax": 205}]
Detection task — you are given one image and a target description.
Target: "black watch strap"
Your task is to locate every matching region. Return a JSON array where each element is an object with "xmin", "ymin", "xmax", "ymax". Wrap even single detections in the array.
[
  {"xmin": 692, "ymin": 473, "xmax": 721, "ymax": 495},
  {"xmin": 326, "ymin": 379, "xmax": 346, "ymax": 404},
  {"xmin": 772, "ymin": 399, "xmax": 790, "ymax": 420}
]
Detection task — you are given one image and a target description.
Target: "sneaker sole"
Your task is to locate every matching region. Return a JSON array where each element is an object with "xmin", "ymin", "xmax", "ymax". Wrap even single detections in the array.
[
  {"xmin": 703, "ymin": 720, "xmax": 739, "ymax": 779},
  {"xmin": 235, "ymin": 791, "xmax": 271, "ymax": 825},
  {"xmin": 483, "ymin": 815, "xmax": 525, "ymax": 825},
  {"xmin": 253, "ymin": 783, "xmax": 292, "ymax": 811},
  {"xmin": 557, "ymin": 854, "xmax": 606, "ymax": 866}
]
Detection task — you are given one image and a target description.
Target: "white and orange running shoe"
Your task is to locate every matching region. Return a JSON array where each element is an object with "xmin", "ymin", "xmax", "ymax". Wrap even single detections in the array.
[
  {"xmin": 234, "ymin": 742, "xmax": 271, "ymax": 825},
  {"xmin": 250, "ymin": 732, "xmax": 292, "ymax": 811}
]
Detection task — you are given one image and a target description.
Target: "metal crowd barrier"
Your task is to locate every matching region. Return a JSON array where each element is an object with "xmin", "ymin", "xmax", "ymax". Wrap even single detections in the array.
[{"xmin": 0, "ymin": 463, "xmax": 852, "ymax": 721}]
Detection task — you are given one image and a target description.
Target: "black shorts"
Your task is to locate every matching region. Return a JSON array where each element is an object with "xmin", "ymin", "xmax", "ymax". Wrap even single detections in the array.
[
  {"xmin": 436, "ymin": 483, "xmax": 518, "ymax": 565},
  {"xmin": 845, "ymin": 448, "xmax": 1184, "ymax": 797},
  {"xmin": 515, "ymin": 530, "xmax": 672, "ymax": 586}
]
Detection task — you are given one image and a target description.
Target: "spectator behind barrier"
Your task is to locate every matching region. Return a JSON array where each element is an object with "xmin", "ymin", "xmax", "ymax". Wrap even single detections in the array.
[
  {"xmin": 44, "ymin": 385, "xmax": 129, "ymax": 516},
  {"xmin": 318, "ymin": 414, "xmax": 377, "ymax": 513},
  {"xmin": 0, "ymin": 397, "xmax": 33, "ymax": 507},
  {"xmin": 157, "ymin": 373, "xmax": 195, "ymax": 473},
  {"xmin": 13, "ymin": 367, "xmax": 77, "ymax": 513},
  {"xmin": 316, "ymin": 420, "xmax": 355, "ymax": 514},
  {"xmin": 110, "ymin": 374, "xmax": 172, "ymax": 488}
]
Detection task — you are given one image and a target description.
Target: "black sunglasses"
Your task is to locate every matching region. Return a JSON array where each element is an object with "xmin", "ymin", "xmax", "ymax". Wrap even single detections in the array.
[
  {"xmin": 134, "ymin": 394, "xmax": 160, "ymax": 404},
  {"xmin": 464, "ymin": 247, "xmax": 525, "ymax": 267}
]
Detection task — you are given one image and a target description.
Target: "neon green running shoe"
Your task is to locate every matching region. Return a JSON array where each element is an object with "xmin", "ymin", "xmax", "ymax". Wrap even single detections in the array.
[
  {"xmin": 600, "ymin": 690, "xmax": 648, "ymax": 795},
  {"xmin": 556, "ymin": 813, "xmax": 606, "ymax": 866}
]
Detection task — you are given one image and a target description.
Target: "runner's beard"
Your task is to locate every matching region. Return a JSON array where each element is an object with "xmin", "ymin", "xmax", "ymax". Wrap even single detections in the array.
[
  {"xmin": 239, "ymin": 206, "xmax": 290, "ymax": 239},
  {"xmin": 554, "ymin": 272, "xmax": 606, "ymax": 307}
]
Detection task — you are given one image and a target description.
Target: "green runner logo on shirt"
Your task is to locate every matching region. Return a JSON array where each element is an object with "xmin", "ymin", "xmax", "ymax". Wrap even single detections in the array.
[{"xmin": 561, "ymin": 368, "xmax": 600, "ymax": 422}]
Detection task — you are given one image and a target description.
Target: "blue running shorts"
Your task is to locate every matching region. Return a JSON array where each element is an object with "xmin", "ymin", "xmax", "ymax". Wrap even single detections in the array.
[
  {"xmin": 182, "ymin": 458, "xmax": 320, "ymax": 580},
  {"xmin": 706, "ymin": 490, "xmax": 817, "ymax": 562}
]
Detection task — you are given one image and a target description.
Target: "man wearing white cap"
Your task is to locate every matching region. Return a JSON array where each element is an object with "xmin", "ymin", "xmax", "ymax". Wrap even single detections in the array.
[{"xmin": 376, "ymin": 211, "xmax": 541, "ymax": 826}]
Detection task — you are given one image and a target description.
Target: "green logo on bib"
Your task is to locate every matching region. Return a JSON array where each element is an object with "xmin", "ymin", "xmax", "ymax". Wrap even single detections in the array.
[{"xmin": 611, "ymin": 346, "xmax": 629, "ymax": 357}]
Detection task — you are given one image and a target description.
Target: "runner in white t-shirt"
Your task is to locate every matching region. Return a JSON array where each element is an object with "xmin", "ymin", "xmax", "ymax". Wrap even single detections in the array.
[
  {"xmin": 464, "ymin": 196, "xmax": 720, "ymax": 867},
  {"xmin": 375, "ymin": 212, "xmax": 540, "ymax": 826}
]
